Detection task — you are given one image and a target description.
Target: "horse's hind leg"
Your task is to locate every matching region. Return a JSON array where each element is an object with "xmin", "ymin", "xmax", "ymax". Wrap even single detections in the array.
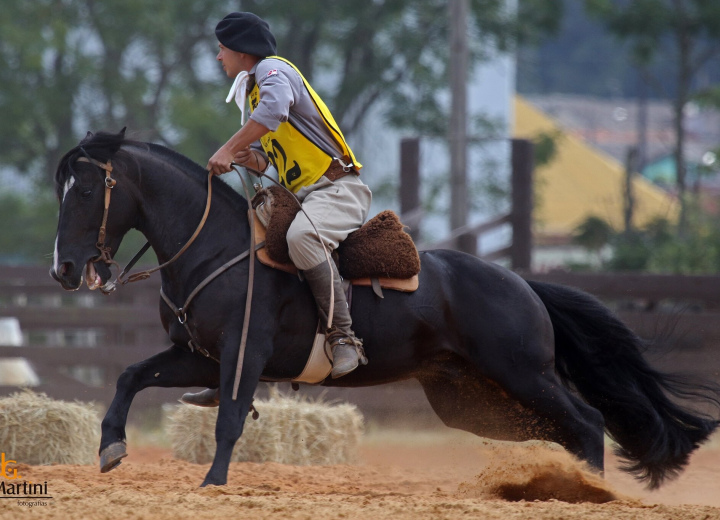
[
  {"xmin": 419, "ymin": 357, "xmax": 605, "ymax": 473},
  {"xmin": 99, "ymin": 344, "xmax": 219, "ymax": 472},
  {"xmin": 508, "ymin": 371, "xmax": 606, "ymax": 472}
]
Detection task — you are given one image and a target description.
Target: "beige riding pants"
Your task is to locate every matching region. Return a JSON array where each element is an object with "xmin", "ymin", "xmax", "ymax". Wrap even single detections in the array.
[{"xmin": 287, "ymin": 174, "xmax": 372, "ymax": 270}]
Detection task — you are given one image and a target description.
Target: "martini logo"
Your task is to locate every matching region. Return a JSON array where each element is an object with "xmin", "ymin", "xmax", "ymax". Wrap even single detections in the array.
[
  {"xmin": 0, "ymin": 453, "xmax": 52, "ymax": 506},
  {"xmin": 1, "ymin": 453, "xmax": 21, "ymax": 480}
]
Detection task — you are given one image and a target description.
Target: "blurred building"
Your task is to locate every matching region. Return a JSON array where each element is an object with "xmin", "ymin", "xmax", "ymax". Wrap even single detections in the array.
[
  {"xmin": 514, "ymin": 96, "xmax": 679, "ymax": 272},
  {"xmin": 526, "ymin": 94, "xmax": 720, "ymax": 194}
]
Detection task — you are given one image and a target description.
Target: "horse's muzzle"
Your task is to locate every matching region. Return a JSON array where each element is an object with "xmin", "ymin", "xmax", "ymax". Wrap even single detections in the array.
[{"xmin": 51, "ymin": 261, "xmax": 82, "ymax": 291}]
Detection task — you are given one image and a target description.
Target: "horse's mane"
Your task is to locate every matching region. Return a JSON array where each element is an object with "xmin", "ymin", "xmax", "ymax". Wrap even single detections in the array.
[{"xmin": 55, "ymin": 130, "xmax": 248, "ymax": 209}]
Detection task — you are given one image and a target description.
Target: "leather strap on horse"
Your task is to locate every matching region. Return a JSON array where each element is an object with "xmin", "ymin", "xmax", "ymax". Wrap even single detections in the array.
[
  {"xmin": 228, "ymin": 162, "xmax": 339, "ymax": 399},
  {"xmin": 76, "ymin": 157, "xmax": 120, "ymax": 273},
  {"xmin": 231, "ymin": 167, "xmax": 258, "ymax": 401},
  {"xmin": 121, "ymin": 171, "xmax": 215, "ymax": 284},
  {"xmin": 159, "ymin": 240, "xmax": 266, "ymax": 363},
  {"xmin": 76, "ymin": 156, "xmax": 215, "ymax": 293}
]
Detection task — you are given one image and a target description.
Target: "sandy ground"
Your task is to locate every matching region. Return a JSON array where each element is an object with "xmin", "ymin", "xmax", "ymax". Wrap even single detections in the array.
[{"xmin": 3, "ymin": 429, "xmax": 720, "ymax": 520}]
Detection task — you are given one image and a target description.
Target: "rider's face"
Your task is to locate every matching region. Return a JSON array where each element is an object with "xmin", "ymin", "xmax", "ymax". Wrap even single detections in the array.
[{"xmin": 216, "ymin": 44, "xmax": 247, "ymax": 78}]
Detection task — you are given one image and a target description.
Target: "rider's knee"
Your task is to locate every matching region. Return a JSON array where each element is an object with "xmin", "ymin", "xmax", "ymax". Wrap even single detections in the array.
[{"xmin": 287, "ymin": 220, "xmax": 324, "ymax": 269}]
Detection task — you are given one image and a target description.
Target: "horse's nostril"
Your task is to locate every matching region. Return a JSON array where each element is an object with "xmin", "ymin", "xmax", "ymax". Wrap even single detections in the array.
[{"xmin": 59, "ymin": 261, "xmax": 74, "ymax": 277}]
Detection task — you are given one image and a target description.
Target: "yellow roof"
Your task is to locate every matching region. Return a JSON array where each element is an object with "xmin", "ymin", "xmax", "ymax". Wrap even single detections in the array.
[{"xmin": 513, "ymin": 96, "xmax": 678, "ymax": 237}]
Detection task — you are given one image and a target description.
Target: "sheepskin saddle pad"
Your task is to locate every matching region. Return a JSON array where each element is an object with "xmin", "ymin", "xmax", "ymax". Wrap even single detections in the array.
[{"xmin": 251, "ymin": 186, "xmax": 421, "ymax": 283}]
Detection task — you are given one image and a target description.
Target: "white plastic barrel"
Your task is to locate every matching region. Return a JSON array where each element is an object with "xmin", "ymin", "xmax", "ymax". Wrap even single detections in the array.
[{"xmin": 0, "ymin": 317, "xmax": 40, "ymax": 386}]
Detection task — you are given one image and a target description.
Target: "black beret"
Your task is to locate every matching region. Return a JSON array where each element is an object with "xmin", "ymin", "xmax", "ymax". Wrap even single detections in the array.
[{"xmin": 215, "ymin": 12, "xmax": 277, "ymax": 58}]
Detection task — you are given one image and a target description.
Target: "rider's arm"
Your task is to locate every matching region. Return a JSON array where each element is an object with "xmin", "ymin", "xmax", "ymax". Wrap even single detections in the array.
[
  {"xmin": 206, "ymin": 119, "xmax": 269, "ymax": 176},
  {"xmin": 207, "ymin": 60, "xmax": 295, "ymax": 176}
]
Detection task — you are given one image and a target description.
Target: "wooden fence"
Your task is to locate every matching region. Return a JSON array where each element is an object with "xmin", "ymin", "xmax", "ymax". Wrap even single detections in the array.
[
  {"xmin": 0, "ymin": 266, "xmax": 443, "ymax": 421},
  {"xmin": 2, "ymin": 266, "xmax": 720, "ymax": 418},
  {"xmin": 0, "ymin": 265, "xmax": 172, "ymax": 407},
  {"xmin": 400, "ymin": 138, "xmax": 534, "ymax": 270}
]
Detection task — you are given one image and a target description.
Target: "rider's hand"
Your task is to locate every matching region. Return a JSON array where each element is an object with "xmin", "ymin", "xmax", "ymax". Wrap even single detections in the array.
[
  {"xmin": 206, "ymin": 146, "xmax": 235, "ymax": 176},
  {"xmin": 234, "ymin": 148, "xmax": 266, "ymax": 172}
]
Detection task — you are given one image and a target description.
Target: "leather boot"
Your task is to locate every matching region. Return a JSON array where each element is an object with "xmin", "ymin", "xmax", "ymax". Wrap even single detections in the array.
[
  {"xmin": 180, "ymin": 388, "xmax": 219, "ymax": 407},
  {"xmin": 303, "ymin": 261, "xmax": 368, "ymax": 378}
]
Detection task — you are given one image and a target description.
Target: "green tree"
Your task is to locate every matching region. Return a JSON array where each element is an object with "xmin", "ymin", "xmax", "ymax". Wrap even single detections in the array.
[
  {"xmin": 572, "ymin": 215, "xmax": 614, "ymax": 267},
  {"xmin": 1, "ymin": 0, "xmax": 562, "ymax": 186},
  {"xmin": 0, "ymin": 192, "xmax": 58, "ymax": 263},
  {"xmin": 571, "ymin": 212, "xmax": 720, "ymax": 274},
  {"xmin": 0, "ymin": 0, "xmax": 237, "ymax": 184},
  {"xmin": 0, "ymin": 0, "xmax": 561, "ymax": 263},
  {"xmin": 584, "ymin": 0, "xmax": 720, "ymax": 235},
  {"xmin": 242, "ymin": 0, "xmax": 562, "ymax": 136}
]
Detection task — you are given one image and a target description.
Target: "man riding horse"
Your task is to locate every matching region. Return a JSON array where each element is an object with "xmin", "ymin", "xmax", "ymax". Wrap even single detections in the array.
[{"xmin": 185, "ymin": 12, "xmax": 372, "ymax": 405}]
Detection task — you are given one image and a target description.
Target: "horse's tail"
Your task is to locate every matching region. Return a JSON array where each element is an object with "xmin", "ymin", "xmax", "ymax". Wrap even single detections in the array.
[{"xmin": 526, "ymin": 279, "xmax": 720, "ymax": 488}]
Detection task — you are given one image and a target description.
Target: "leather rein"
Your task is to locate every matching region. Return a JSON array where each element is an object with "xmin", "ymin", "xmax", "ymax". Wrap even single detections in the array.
[{"xmin": 75, "ymin": 156, "xmax": 217, "ymax": 293}]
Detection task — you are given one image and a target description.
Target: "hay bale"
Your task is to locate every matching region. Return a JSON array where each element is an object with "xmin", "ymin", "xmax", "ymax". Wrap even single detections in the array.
[
  {"xmin": 0, "ymin": 390, "xmax": 99, "ymax": 465},
  {"xmin": 166, "ymin": 390, "xmax": 363, "ymax": 465}
]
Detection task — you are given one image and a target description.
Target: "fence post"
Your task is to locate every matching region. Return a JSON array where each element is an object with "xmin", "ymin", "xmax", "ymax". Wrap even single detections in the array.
[
  {"xmin": 511, "ymin": 139, "xmax": 534, "ymax": 270},
  {"xmin": 400, "ymin": 138, "xmax": 421, "ymax": 242},
  {"xmin": 624, "ymin": 146, "xmax": 638, "ymax": 233}
]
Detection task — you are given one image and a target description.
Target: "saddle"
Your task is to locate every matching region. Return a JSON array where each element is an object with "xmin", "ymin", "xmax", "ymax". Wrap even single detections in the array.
[{"xmin": 251, "ymin": 186, "xmax": 420, "ymax": 294}]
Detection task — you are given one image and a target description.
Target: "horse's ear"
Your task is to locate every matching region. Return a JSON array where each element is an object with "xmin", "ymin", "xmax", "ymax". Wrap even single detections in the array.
[
  {"xmin": 79, "ymin": 131, "xmax": 94, "ymax": 145},
  {"xmin": 119, "ymin": 127, "xmax": 127, "ymax": 137}
]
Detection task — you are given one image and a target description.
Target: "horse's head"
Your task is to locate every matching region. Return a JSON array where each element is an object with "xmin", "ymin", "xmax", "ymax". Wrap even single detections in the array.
[{"xmin": 51, "ymin": 129, "xmax": 139, "ymax": 291}]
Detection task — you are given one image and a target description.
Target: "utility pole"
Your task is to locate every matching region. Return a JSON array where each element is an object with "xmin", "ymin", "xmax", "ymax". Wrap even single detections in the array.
[
  {"xmin": 400, "ymin": 138, "xmax": 421, "ymax": 242},
  {"xmin": 449, "ymin": 0, "xmax": 469, "ymax": 238},
  {"xmin": 636, "ymin": 68, "xmax": 648, "ymax": 172}
]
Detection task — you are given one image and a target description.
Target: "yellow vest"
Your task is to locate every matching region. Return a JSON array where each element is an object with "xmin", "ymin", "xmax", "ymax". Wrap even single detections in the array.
[{"xmin": 248, "ymin": 56, "xmax": 361, "ymax": 192}]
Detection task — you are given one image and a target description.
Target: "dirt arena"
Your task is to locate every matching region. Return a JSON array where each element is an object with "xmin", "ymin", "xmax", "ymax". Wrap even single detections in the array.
[{"xmin": 3, "ymin": 428, "xmax": 720, "ymax": 520}]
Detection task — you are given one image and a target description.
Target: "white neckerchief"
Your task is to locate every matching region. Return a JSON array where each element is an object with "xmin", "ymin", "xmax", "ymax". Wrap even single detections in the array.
[{"xmin": 225, "ymin": 71, "xmax": 249, "ymax": 125}]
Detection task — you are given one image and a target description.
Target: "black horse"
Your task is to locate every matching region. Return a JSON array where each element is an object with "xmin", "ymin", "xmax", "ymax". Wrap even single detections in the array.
[{"xmin": 51, "ymin": 130, "xmax": 718, "ymax": 489}]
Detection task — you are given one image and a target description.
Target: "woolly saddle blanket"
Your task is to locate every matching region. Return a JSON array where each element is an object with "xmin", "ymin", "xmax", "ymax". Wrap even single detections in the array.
[{"xmin": 251, "ymin": 186, "xmax": 420, "ymax": 292}]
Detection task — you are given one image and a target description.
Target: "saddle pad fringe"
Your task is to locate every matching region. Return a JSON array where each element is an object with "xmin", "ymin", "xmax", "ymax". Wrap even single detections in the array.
[{"xmin": 338, "ymin": 210, "xmax": 420, "ymax": 280}]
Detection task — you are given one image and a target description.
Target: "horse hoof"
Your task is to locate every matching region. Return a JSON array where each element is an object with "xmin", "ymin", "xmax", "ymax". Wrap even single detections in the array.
[
  {"xmin": 200, "ymin": 480, "xmax": 226, "ymax": 488},
  {"xmin": 100, "ymin": 442, "xmax": 127, "ymax": 473}
]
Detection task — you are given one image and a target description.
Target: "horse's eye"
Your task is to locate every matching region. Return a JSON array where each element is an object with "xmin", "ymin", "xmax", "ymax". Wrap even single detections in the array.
[{"xmin": 81, "ymin": 189, "xmax": 92, "ymax": 198}]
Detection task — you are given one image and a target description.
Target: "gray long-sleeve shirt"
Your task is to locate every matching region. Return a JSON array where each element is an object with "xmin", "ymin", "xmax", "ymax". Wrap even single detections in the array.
[{"xmin": 248, "ymin": 58, "xmax": 344, "ymax": 160}]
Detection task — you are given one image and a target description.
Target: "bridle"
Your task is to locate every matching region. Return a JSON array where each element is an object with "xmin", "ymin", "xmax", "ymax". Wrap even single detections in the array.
[
  {"xmin": 76, "ymin": 156, "xmax": 120, "ymax": 275},
  {"xmin": 74, "ymin": 154, "xmax": 216, "ymax": 294}
]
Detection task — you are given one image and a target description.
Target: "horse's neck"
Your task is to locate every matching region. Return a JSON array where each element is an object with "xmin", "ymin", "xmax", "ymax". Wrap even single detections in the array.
[{"xmin": 133, "ymin": 155, "xmax": 249, "ymax": 274}]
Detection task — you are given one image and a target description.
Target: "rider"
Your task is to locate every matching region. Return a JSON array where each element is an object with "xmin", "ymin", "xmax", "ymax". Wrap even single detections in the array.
[{"xmin": 184, "ymin": 12, "xmax": 371, "ymax": 405}]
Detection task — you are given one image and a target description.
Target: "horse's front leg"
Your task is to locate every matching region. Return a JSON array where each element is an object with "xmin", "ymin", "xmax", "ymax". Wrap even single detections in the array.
[
  {"xmin": 99, "ymin": 344, "xmax": 219, "ymax": 472},
  {"xmin": 200, "ymin": 333, "xmax": 272, "ymax": 487}
]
